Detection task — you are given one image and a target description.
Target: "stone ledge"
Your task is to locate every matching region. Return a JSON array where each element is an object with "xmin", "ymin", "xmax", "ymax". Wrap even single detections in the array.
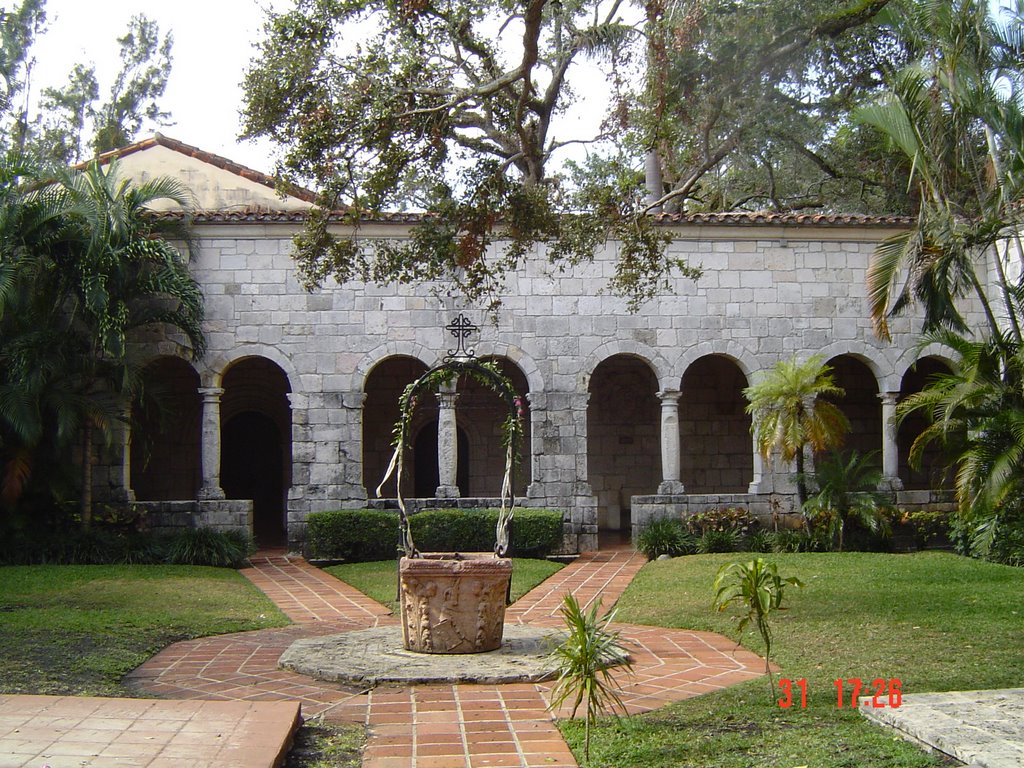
[{"xmin": 279, "ymin": 625, "xmax": 567, "ymax": 686}]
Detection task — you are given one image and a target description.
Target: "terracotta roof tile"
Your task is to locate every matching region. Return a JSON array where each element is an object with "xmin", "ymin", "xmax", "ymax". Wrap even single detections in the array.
[
  {"xmin": 89, "ymin": 133, "xmax": 318, "ymax": 203},
  {"xmin": 165, "ymin": 207, "xmax": 910, "ymax": 228}
]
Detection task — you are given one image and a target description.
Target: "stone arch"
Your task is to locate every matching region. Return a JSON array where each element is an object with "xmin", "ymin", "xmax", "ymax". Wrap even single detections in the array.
[
  {"xmin": 355, "ymin": 341, "xmax": 438, "ymax": 393},
  {"xmin": 220, "ymin": 356, "xmax": 292, "ymax": 546},
  {"xmin": 898, "ymin": 356, "xmax": 956, "ymax": 491},
  {"xmin": 204, "ymin": 343, "xmax": 302, "ymax": 392},
  {"xmin": 468, "ymin": 356, "xmax": 532, "ymax": 494},
  {"xmin": 817, "ymin": 342, "xmax": 889, "ymax": 390},
  {"xmin": 473, "ymin": 342, "xmax": 546, "ymax": 395},
  {"xmin": 679, "ymin": 355, "xmax": 753, "ymax": 493},
  {"xmin": 131, "ymin": 356, "xmax": 201, "ymax": 501},
  {"xmin": 579, "ymin": 340, "xmax": 671, "ymax": 394},
  {"xmin": 587, "ymin": 354, "xmax": 660, "ymax": 535},
  {"xmin": 676, "ymin": 341, "xmax": 758, "ymax": 385}
]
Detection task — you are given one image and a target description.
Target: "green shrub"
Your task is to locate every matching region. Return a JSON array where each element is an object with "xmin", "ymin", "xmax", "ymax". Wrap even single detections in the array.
[
  {"xmin": 162, "ymin": 527, "xmax": 254, "ymax": 568},
  {"xmin": 745, "ymin": 529, "xmax": 774, "ymax": 553},
  {"xmin": 636, "ymin": 518, "xmax": 695, "ymax": 560},
  {"xmin": 306, "ymin": 507, "xmax": 563, "ymax": 562},
  {"xmin": 306, "ymin": 509, "xmax": 400, "ymax": 562},
  {"xmin": 898, "ymin": 509, "xmax": 952, "ymax": 549},
  {"xmin": 696, "ymin": 528, "xmax": 741, "ymax": 554}
]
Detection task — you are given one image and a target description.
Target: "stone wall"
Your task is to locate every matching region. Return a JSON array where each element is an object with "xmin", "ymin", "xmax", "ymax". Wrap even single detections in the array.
[{"xmin": 101, "ymin": 217, "xmax": 985, "ymax": 552}]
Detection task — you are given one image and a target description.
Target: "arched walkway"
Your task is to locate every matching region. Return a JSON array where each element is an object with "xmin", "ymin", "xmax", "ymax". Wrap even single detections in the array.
[
  {"xmin": 221, "ymin": 357, "xmax": 292, "ymax": 547},
  {"xmin": 679, "ymin": 355, "xmax": 752, "ymax": 493},
  {"xmin": 826, "ymin": 355, "xmax": 881, "ymax": 460},
  {"xmin": 587, "ymin": 354, "xmax": 660, "ymax": 534},
  {"xmin": 898, "ymin": 357, "xmax": 955, "ymax": 490}
]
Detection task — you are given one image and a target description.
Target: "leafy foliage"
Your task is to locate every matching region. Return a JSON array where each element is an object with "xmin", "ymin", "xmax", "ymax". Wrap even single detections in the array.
[
  {"xmin": 802, "ymin": 450, "xmax": 890, "ymax": 551},
  {"xmin": 548, "ymin": 594, "xmax": 633, "ymax": 762},
  {"xmin": 0, "ymin": 155, "xmax": 203, "ymax": 521},
  {"xmin": 744, "ymin": 355, "xmax": 850, "ymax": 508},
  {"xmin": 241, "ymin": 0, "xmax": 703, "ymax": 311},
  {"xmin": 635, "ymin": 517, "xmax": 695, "ymax": 560},
  {"xmin": 712, "ymin": 557, "xmax": 803, "ymax": 697}
]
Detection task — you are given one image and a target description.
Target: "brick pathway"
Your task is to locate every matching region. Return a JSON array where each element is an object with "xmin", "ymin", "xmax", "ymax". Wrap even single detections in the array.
[{"xmin": 125, "ymin": 546, "xmax": 769, "ymax": 768}]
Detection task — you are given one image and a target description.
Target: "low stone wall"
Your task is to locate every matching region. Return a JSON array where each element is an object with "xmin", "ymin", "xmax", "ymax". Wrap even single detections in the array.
[{"xmin": 135, "ymin": 499, "xmax": 253, "ymax": 535}]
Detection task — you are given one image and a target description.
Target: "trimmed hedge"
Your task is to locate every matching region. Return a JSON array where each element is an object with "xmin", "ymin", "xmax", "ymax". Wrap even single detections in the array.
[{"xmin": 305, "ymin": 507, "xmax": 564, "ymax": 562}]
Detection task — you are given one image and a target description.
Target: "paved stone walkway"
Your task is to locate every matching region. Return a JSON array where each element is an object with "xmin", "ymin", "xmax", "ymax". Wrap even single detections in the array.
[
  {"xmin": 860, "ymin": 688, "xmax": 1024, "ymax": 768},
  {"xmin": 0, "ymin": 694, "xmax": 300, "ymax": 768},
  {"xmin": 126, "ymin": 548, "xmax": 768, "ymax": 767}
]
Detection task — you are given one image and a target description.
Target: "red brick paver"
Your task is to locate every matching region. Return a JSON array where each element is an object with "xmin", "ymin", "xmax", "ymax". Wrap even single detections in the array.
[
  {"xmin": 506, "ymin": 549, "xmax": 646, "ymax": 625},
  {"xmin": 123, "ymin": 547, "xmax": 770, "ymax": 768},
  {"xmin": 240, "ymin": 551, "xmax": 394, "ymax": 625}
]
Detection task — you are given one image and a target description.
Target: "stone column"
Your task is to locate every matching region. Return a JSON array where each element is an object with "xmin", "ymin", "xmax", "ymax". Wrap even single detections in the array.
[
  {"xmin": 878, "ymin": 391, "xmax": 904, "ymax": 491},
  {"xmin": 197, "ymin": 386, "xmax": 225, "ymax": 500},
  {"xmin": 435, "ymin": 384, "xmax": 460, "ymax": 498},
  {"xmin": 748, "ymin": 435, "xmax": 766, "ymax": 494},
  {"xmin": 657, "ymin": 389, "xmax": 685, "ymax": 494},
  {"xmin": 109, "ymin": 406, "xmax": 136, "ymax": 502}
]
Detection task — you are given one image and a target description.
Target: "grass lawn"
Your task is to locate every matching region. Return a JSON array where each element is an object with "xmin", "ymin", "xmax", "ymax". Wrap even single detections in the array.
[
  {"xmin": 561, "ymin": 551, "xmax": 1024, "ymax": 767},
  {"xmin": 325, "ymin": 557, "xmax": 564, "ymax": 611},
  {"xmin": 0, "ymin": 564, "xmax": 290, "ymax": 697}
]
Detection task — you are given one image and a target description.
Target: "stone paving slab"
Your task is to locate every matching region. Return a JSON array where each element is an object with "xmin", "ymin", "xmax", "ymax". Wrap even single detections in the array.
[
  {"xmin": 0, "ymin": 694, "xmax": 300, "ymax": 768},
  {"xmin": 861, "ymin": 688, "xmax": 1024, "ymax": 768}
]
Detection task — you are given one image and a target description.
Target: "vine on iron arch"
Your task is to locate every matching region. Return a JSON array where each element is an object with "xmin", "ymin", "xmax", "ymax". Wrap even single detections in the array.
[{"xmin": 375, "ymin": 357, "xmax": 525, "ymax": 558}]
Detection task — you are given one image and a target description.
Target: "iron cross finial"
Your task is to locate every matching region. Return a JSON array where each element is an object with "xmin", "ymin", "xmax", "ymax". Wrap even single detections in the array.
[{"xmin": 444, "ymin": 313, "xmax": 478, "ymax": 360}]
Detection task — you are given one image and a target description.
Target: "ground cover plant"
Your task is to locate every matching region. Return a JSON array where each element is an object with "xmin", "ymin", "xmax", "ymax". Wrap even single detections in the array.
[
  {"xmin": 325, "ymin": 557, "xmax": 563, "ymax": 612},
  {"xmin": 560, "ymin": 551, "xmax": 1024, "ymax": 767},
  {"xmin": 0, "ymin": 564, "xmax": 288, "ymax": 696}
]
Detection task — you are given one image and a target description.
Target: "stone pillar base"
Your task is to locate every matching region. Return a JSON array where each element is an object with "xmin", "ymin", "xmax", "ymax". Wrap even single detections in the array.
[
  {"xmin": 434, "ymin": 485, "xmax": 461, "ymax": 499},
  {"xmin": 657, "ymin": 480, "xmax": 686, "ymax": 495},
  {"xmin": 400, "ymin": 554, "xmax": 512, "ymax": 654}
]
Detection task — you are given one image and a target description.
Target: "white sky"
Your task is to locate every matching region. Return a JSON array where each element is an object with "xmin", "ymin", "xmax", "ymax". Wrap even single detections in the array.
[
  {"xmin": 11, "ymin": 0, "xmax": 288, "ymax": 172},
  {"xmin": 8, "ymin": 0, "xmax": 617, "ymax": 178}
]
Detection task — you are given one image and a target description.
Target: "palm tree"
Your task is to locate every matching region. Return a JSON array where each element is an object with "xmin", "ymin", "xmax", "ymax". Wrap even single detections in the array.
[
  {"xmin": 857, "ymin": 0, "xmax": 1024, "ymax": 343},
  {"xmin": 898, "ymin": 329, "xmax": 1024, "ymax": 556},
  {"xmin": 0, "ymin": 157, "xmax": 205, "ymax": 526},
  {"xmin": 744, "ymin": 355, "xmax": 850, "ymax": 510},
  {"xmin": 53, "ymin": 160, "xmax": 205, "ymax": 527}
]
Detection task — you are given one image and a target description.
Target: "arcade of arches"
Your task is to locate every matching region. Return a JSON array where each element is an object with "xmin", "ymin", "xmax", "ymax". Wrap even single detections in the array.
[{"xmin": 124, "ymin": 351, "xmax": 952, "ymax": 546}]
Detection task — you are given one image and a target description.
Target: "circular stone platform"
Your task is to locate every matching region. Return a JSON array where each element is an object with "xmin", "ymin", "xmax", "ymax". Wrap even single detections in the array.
[{"xmin": 279, "ymin": 625, "xmax": 566, "ymax": 687}]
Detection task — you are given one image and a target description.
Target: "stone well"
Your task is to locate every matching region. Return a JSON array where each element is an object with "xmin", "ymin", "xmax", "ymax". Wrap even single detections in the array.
[{"xmin": 399, "ymin": 553, "xmax": 513, "ymax": 653}]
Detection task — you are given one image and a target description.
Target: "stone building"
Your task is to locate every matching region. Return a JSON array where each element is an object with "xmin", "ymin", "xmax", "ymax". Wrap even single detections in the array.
[{"xmin": 100, "ymin": 135, "xmax": 972, "ymax": 552}]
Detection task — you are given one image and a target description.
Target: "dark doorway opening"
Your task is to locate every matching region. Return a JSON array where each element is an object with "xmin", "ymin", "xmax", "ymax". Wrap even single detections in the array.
[
  {"xmin": 413, "ymin": 422, "xmax": 469, "ymax": 497},
  {"xmin": 222, "ymin": 411, "xmax": 285, "ymax": 546}
]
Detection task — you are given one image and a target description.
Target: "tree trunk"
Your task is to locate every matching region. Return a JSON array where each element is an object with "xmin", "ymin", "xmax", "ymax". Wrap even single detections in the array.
[
  {"xmin": 795, "ymin": 448, "xmax": 809, "ymax": 532},
  {"xmin": 80, "ymin": 420, "xmax": 93, "ymax": 530}
]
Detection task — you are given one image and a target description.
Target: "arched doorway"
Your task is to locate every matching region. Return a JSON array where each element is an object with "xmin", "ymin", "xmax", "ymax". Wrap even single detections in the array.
[
  {"xmin": 131, "ymin": 357, "xmax": 201, "ymax": 501},
  {"xmin": 679, "ymin": 355, "xmax": 752, "ymax": 493},
  {"xmin": 220, "ymin": 357, "xmax": 292, "ymax": 547},
  {"xmin": 587, "ymin": 355, "xmax": 660, "ymax": 536},
  {"xmin": 899, "ymin": 357, "xmax": 955, "ymax": 490},
  {"xmin": 363, "ymin": 356, "xmax": 429, "ymax": 498},
  {"xmin": 222, "ymin": 412, "xmax": 284, "ymax": 544},
  {"xmin": 826, "ymin": 355, "xmax": 881, "ymax": 460}
]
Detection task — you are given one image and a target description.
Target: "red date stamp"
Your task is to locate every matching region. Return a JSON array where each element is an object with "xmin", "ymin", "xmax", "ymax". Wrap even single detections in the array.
[{"xmin": 777, "ymin": 678, "xmax": 902, "ymax": 709}]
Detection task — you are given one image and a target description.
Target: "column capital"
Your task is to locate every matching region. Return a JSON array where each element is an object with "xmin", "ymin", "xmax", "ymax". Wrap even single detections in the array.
[
  {"xmin": 197, "ymin": 386, "xmax": 225, "ymax": 400},
  {"xmin": 878, "ymin": 391, "xmax": 900, "ymax": 406},
  {"xmin": 658, "ymin": 389, "xmax": 682, "ymax": 404},
  {"xmin": 435, "ymin": 390, "xmax": 460, "ymax": 408}
]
